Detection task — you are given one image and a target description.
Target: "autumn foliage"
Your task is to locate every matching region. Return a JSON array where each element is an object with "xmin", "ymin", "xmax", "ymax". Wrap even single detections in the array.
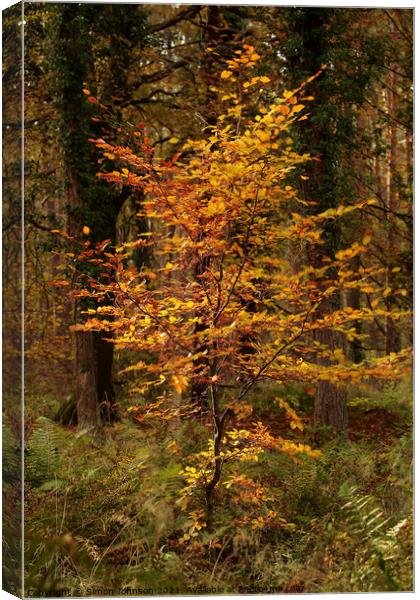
[{"xmin": 66, "ymin": 47, "xmax": 411, "ymax": 534}]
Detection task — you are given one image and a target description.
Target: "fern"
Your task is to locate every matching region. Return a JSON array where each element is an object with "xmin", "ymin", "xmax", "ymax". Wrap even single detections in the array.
[
  {"xmin": 338, "ymin": 485, "xmax": 412, "ymax": 591},
  {"xmin": 3, "ymin": 423, "xmax": 20, "ymax": 485},
  {"xmin": 25, "ymin": 417, "xmax": 70, "ymax": 489}
]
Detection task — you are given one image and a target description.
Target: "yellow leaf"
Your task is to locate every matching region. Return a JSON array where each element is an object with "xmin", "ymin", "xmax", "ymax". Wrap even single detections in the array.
[
  {"xmin": 206, "ymin": 198, "xmax": 225, "ymax": 216},
  {"xmin": 171, "ymin": 375, "xmax": 188, "ymax": 395},
  {"xmin": 256, "ymin": 130, "xmax": 271, "ymax": 143},
  {"xmin": 168, "ymin": 137, "xmax": 179, "ymax": 144},
  {"xmin": 220, "ymin": 70, "xmax": 232, "ymax": 80},
  {"xmin": 82, "ymin": 226, "xmax": 90, "ymax": 235},
  {"xmin": 290, "ymin": 104, "xmax": 305, "ymax": 115},
  {"xmin": 277, "ymin": 105, "xmax": 290, "ymax": 116}
]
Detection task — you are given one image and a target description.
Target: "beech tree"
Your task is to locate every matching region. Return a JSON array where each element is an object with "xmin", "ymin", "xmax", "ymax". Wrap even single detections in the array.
[{"xmin": 70, "ymin": 48, "xmax": 410, "ymax": 529}]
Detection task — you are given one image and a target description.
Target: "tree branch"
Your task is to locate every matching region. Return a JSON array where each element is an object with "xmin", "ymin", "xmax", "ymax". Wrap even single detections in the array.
[{"xmin": 149, "ymin": 6, "xmax": 202, "ymax": 34}]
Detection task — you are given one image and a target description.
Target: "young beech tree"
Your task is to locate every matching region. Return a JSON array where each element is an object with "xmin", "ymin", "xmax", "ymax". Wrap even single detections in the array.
[{"xmin": 73, "ymin": 47, "xmax": 411, "ymax": 531}]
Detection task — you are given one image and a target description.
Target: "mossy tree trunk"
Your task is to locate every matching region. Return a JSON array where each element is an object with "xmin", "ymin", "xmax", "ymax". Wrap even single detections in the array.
[
  {"xmin": 281, "ymin": 8, "xmax": 383, "ymax": 433},
  {"xmin": 50, "ymin": 4, "xmax": 147, "ymax": 427}
]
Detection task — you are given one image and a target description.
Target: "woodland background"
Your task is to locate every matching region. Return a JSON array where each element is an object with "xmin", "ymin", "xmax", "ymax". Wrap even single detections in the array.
[{"xmin": 2, "ymin": 3, "xmax": 413, "ymax": 595}]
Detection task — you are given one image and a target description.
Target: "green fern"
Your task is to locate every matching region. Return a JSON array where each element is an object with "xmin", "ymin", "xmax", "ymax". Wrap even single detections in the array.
[
  {"xmin": 25, "ymin": 417, "xmax": 70, "ymax": 489},
  {"xmin": 3, "ymin": 423, "xmax": 21, "ymax": 485},
  {"xmin": 338, "ymin": 485, "xmax": 412, "ymax": 591}
]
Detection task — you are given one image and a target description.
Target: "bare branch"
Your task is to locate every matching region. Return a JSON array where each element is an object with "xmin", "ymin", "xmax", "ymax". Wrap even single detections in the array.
[{"xmin": 149, "ymin": 6, "xmax": 202, "ymax": 34}]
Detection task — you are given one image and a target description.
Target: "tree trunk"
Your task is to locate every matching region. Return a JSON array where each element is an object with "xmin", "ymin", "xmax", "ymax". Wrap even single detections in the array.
[
  {"xmin": 190, "ymin": 6, "xmax": 220, "ymax": 409},
  {"xmin": 384, "ymin": 61, "xmax": 401, "ymax": 355},
  {"xmin": 76, "ymin": 331, "xmax": 99, "ymax": 428},
  {"xmin": 52, "ymin": 4, "xmax": 142, "ymax": 426},
  {"xmin": 314, "ymin": 382, "xmax": 347, "ymax": 432},
  {"xmin": 314, "ymin": 329, "xmax": 347, "ymax": 433},
  {"xmin": 95, "ymin": 332, "xmax": 116, "ymax": 423},
  {"xmin": 190, "ymin": 5, "xmax": 244, "ymax": 410},
  {"xmin": 282, "ymin": 9, "xmax": 353, "ymax": 433}
]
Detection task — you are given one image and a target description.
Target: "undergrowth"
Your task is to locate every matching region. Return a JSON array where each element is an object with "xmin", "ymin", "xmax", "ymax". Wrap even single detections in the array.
[{"xmin": 19, "ymin": 379, "xmax": 413, "ymax": 595}]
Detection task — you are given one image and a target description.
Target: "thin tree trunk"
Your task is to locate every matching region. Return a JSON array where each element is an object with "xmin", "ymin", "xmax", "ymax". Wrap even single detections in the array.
[
  {"xmin": 385, "ymin": 64, "xmax": 401, "ymax": 355},
  {"xmin": 190, "ymin": 6, "xmax": 247, "ymax": 409},
  {"xmin": 347, "ymin": 256, "xmax": 363, "ymax": 364},
  {"xmin": 190, "ymin": 6, "xmax": 226, "ymax": 410}
]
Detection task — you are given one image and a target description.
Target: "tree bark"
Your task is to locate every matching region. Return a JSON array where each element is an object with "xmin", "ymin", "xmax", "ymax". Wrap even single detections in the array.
[
  {"xmin": 95, "ymin": 332, "xmax": 117, "ymax": 423},
  {"xmin": 52, "ymin": 4, "xmax": 144, "ymax": 427},
  {"xmin": 282, "ymin": 8, "xmax": 350, "ymax": 433},
  {"xmin": 314, "ymin": 329, "xmax": 347, "ymax": 433},
  {"xmin": 384, "ymin": 62, "xmax": 401, "ymax": 355},
  {"xmin": 76, "ymin": 331, "xmax": 99, "ymax": 428}
]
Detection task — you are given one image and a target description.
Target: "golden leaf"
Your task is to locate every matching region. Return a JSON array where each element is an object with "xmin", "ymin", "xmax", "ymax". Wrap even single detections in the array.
[{"xmin": 171, "ymin": 375, "xmax": 188, "ymax": 395}]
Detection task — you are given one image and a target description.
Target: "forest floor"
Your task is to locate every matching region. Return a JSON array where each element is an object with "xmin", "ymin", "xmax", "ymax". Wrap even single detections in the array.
[{"xmin": 3, "ymin": 378, "xmax": 413, "ymax": 595}]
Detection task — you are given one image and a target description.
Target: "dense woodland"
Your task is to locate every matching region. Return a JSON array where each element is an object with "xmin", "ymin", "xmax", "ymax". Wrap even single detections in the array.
[{"xmin": 3, "ymin": 3, "xmax": 413, "ymax": 595}]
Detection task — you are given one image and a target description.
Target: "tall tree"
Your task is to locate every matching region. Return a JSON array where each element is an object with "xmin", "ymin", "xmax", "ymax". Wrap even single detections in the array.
[
  {"xmin": 49, "ymin": 4, "xmax": 148, "ymax": 426},
  {"xmin": 280, "ymin": 8, "xmax": 389, "ymax": 432}
]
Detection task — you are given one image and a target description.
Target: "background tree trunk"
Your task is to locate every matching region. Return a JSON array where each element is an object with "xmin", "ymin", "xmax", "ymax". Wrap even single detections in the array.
[
  {"xmin": 282, "ymin": 9, "xmax": 349, "ymax": 433},
  {"xmin": 314, "ymin": 330, "xmax": 347, "ymax": 432},
  {"xmin": 51, "ymin": 4, "xmax": 146, "ymax": 426},
  {"xmin": 95, "ymin": 331, "xmax": 116, "ymax": 423},
  {"xmin": 384, "ymin": 63, "xmax": 401, "ymax": 355},
  {"xmin": 76, "ymin": 331, "xmax": 99, "ymax": 428}
]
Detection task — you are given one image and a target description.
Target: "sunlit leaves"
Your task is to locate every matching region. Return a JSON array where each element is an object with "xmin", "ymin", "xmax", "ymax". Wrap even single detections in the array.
[{"xmin": 68, "ymin": 43, "xmax": 413, "ymax": 541}]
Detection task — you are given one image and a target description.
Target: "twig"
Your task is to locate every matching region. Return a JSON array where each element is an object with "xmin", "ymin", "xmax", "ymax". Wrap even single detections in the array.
[{"xmin": 238, "ymin": 301, "xmax": 320, "ymax": 401}]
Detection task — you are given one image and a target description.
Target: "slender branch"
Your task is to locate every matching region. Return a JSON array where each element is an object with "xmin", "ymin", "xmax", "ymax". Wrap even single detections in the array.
[
  {"xmin": 238, "ymin": 302, "xmax": 320, "ymax": 401},
  {"xmin": 148, "ymin": 6, "xmax": 202, "ymax": 34},
  {"xmin": 115, "ymin": 280, "xmax": 192, "ymax": 355},
  {"xmin": 130, "ymin": 58, "xmax": 191, "ymax": 91},
  {"xmin": 214, "ymin": 178, "xmax": 263, "ymax": 324},
  {"xmin": 364, "ymin": 97, "xmax": 411, "ymax": 130},
  {"xmin": 384, "ymin": 9, "xmax": 413, "ymax": 45}
]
